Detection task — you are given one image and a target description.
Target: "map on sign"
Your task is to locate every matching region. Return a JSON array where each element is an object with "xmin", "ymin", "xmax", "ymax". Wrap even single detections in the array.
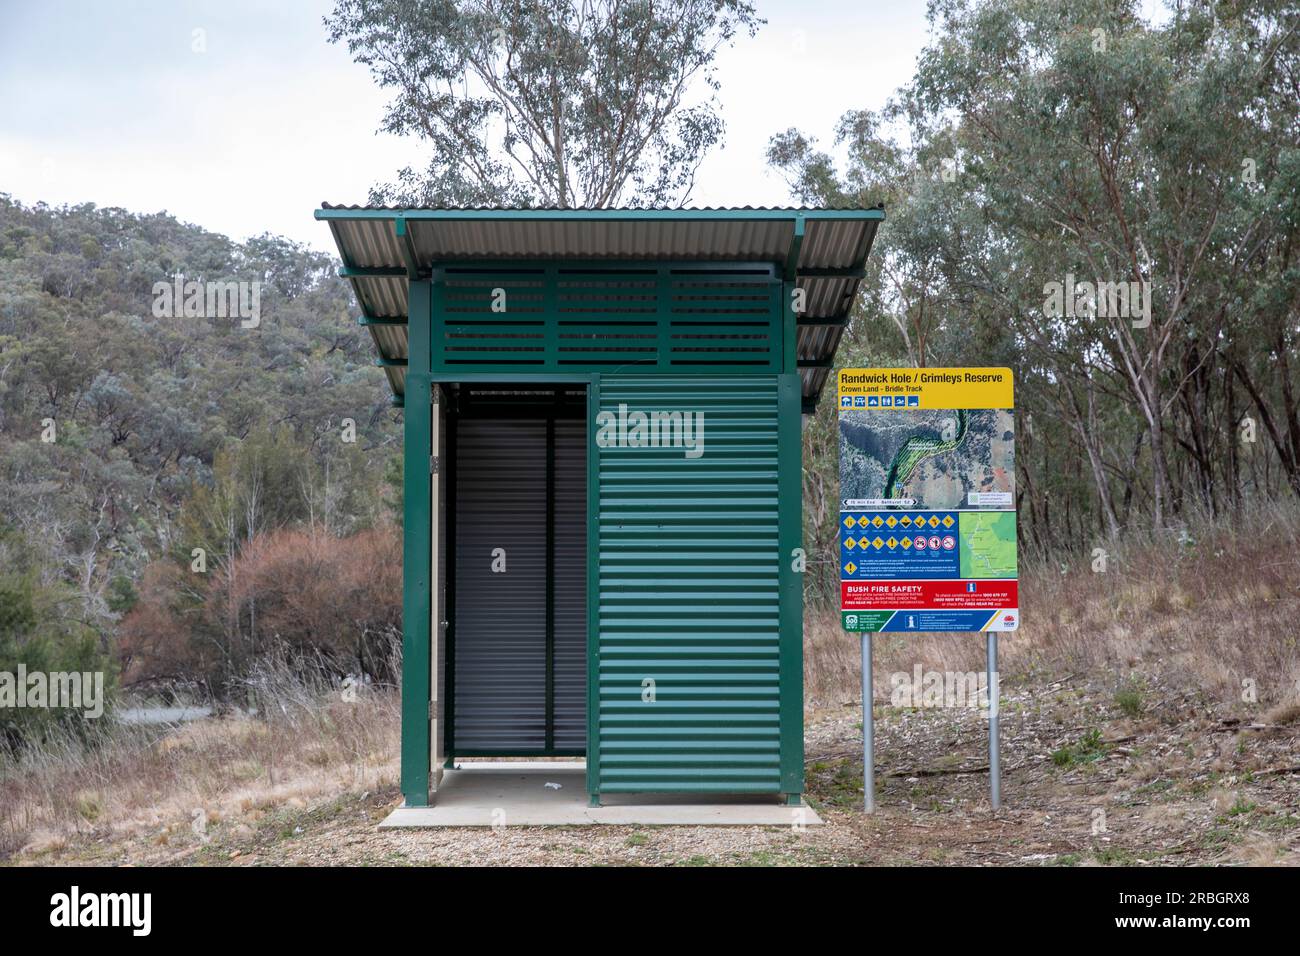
[
  {"xmin": 959, "ymin": 510, "xmax": 1017, "ymax": 579},
  {"xmin": 840, "ymin": 408, "xmax": 1015, "ymax": 510},
  {"xmin": 838, "ymin": 368, "xmax": 1018, "ymax": 634}
]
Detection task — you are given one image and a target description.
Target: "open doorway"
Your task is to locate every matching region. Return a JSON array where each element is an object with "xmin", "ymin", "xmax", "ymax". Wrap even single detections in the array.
[{"xmin": 441, "ymin": 383, "xmax": 587, "ymax": 759}]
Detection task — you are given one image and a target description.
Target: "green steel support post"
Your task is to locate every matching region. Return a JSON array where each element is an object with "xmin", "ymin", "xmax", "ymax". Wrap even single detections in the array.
[
  {"xmin": 777, "ymin": 372, "xmax": 805, "ymax": 800},
  {"xmin": 585, "ymin": 376, "xmax": 602, "ymax": 806},
  {"xmin": 443, "ymin": 404, "xmax": 457, "ymax": 762},
  {"xmin": 400, "ymin": 280, "xmax": 433, "ymax": 807},
  {"xmin": 780, "ymin": 252, "xmax": 806, "ymax": 799}
]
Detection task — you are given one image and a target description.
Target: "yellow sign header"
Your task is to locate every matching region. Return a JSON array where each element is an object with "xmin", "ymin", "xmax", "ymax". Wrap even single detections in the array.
[{"xmin": 838, "ymin": 367, "xmax": 1014, "ymax": 410}]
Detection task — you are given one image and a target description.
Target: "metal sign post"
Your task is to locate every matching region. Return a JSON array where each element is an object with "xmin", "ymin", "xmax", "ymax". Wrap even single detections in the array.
[
  {"xmin": 862, "ymin": 632, "xmax": 874, "ymax": 813},
  {"xmin": 987, "ymin": 632, "xmax": 1000, "ymax": 810}
]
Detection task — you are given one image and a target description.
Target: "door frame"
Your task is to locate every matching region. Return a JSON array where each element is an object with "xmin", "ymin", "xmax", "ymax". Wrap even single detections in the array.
[{"xmin": 425, "ymin": 373, "xmax": 600, "ymax": 782}]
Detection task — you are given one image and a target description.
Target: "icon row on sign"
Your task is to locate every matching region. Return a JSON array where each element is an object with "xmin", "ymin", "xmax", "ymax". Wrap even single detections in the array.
[
  {"xmin": 844, "ymin": 534, "xmax": 957, "ymax": 553},
  {"xmin": 840, "ymin": 394, "xmax": 921, "ymax": 409},
  {"xmin": 843, "ymin": 513, "xmax": 955, "ymax": 530},
  {"xmin": 916, "ymin": 535, "xmax": 957, "ymax": 551}
]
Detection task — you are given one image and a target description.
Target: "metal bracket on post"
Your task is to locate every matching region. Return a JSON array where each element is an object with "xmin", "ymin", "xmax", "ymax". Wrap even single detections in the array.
[{"xmin": 863, "ymin": 632, "xmax": 875, "ymax": 813}]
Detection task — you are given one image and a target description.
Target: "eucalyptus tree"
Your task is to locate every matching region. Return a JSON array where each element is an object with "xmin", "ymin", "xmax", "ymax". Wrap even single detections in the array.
[
  {"xmin": 905, "ymin": 0, "xmax": 1300, "ymax": 527},
  {"xmin": 768, "ymin": 0, "xmax": 1299, "ymax": 557},
  {"xmin": 767, "ymin": 109, "xmax": 999, "ymax": 592},
  {"xmin": 326, "ymin": 0, "xmax": 762, "ymax": 206}
]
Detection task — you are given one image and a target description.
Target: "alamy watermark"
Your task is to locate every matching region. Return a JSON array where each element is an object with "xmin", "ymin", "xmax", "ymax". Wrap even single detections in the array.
[
  {"xmin": 1043, "ymin": 273, "xmax": 1150, "ymax": 329},
  {"xmin": 152, "ymin": 273, "xmax": 261, "ymax": 328},
  {"xmin": 50, "ymin": 886, "xmax": 151, "ymax": 936},
  {"xmin": 0, "ymin": 664, "xmax": 105, "ymax": 718},
  {"xmin": 889, "ymin": 664, "xmax": 992, "ymax": 715},
  {"xmin": 595, "ymin": 403, "xmax": 705, "ymax": 459}
]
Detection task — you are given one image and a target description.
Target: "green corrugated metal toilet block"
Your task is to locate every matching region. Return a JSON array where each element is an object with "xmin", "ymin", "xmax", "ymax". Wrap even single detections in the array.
[{"xmin": 315, "ymin": 207, "xmax": 884, "ymax": 808}]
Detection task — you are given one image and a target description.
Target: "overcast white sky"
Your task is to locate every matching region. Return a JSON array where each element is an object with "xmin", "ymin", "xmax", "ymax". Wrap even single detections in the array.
[{"xmin": 0, "ymin": 0, "xmax": 1168, "ymax": 253}]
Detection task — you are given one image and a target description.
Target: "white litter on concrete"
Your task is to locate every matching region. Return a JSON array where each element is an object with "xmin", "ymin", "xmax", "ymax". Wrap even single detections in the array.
[{"xmin": 378, "ymin": 762, "xmax": 822, "ymax": 828}]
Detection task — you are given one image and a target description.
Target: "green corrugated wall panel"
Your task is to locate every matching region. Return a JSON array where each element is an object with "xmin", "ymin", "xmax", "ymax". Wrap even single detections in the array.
[{"xmin": 594, "ymin": 375, "xmax": 786, "ymax": 794}]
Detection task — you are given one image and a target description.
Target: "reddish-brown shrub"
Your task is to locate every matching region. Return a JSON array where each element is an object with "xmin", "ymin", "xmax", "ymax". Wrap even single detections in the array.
[{"xmin": 118, "ymin": 525, "xmax": 402, "ymax": 693}]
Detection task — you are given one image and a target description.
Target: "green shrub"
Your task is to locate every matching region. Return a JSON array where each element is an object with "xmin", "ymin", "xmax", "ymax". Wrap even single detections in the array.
[{"xmin": 0, "ymin": 572, "xmax": 118, "ymax": 750}]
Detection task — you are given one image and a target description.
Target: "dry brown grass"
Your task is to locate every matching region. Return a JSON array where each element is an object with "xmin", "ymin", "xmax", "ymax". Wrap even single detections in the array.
[
  {"xmin": 805, "ymin": 501, "xmax": 1300, "ymax": 711},
  {"xmin": 1263, "ymin": 698, "xmax": 1300, "ymax": 727},
  {"xmin": 0, "ymin": 651, "xmax": 400, "ymax": 859},
  {"xmin": 5, "ymin": 504, "xmax": 1298, "ymax": 864}
]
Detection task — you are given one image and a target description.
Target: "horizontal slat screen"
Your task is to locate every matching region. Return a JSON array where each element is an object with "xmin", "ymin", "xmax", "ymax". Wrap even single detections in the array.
[{"xmin": 595, "ymin": 376, "xmax": 783, "ymax": 794}]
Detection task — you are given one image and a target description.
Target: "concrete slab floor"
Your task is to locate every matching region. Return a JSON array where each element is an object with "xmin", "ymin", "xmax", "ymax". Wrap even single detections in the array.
[{"xmin": 378, "ymin": 761, "xmax": 822, "ymax": 828}]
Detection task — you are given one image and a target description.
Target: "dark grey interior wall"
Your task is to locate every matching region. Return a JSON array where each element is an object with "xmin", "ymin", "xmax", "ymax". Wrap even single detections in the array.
[
  {"xmin": 552, "ymin": 419, "xmax": 587, "ymax": 751},
  {"xmin": 452, "ymin": 412, "xmax": 587, "ymax": 753},
  {"xmin": 453, "ymin": 419, "xmax": 547, "ymax": 750}
]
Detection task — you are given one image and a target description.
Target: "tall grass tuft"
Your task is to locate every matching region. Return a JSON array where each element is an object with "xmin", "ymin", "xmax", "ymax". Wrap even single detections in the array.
[{"xmin": 0, "ymin": 633, "xmax": 402, "ymax": 860}]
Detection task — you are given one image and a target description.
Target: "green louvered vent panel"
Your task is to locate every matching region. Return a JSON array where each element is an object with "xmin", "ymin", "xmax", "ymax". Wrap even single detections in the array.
[
  {"xmin": 432, "ymin": 264, "xmax": 781, "ymax": 373},
  {"xmin": 595, "ymin": 376, "xmax": 782, "ymax": 794}
]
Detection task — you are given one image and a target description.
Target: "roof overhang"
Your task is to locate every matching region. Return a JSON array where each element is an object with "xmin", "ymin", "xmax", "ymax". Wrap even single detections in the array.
[{"xmin": 315, "ymin": 206, "xmax": 884, "ymax": 411}]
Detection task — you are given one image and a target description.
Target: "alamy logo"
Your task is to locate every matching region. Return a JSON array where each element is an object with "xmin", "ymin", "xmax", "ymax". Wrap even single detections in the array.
[
  {"xmin": 152, "ymin": 273, "xmax": 261, "ymax": 328},
  {"xmin": 890, "ymin": 664, "xmax": 991, "ymax": 713},
  {"xmin": 0, "ymin": 665, "xmax": 104, "ymax": 718},
  {"xmin": 595, "ymin": 403, "xmax": 705, "ymax": 459},
  {"xmin": 1042, "ymin": 273, "xmax": 1150, "ymax": 328},
  {"xmin": 50, "ymin": 886, "xmax": 151, "ymax": 936}
]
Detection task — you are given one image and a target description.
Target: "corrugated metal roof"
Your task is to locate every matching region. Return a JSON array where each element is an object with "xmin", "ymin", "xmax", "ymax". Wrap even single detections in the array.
[
  {"xmin": 320, "ymin": 203, "xmax": 878, "ymax": 211},
  {"xmin": 318, "ymin": 206, "xmax": 883, "ymax": 408}
]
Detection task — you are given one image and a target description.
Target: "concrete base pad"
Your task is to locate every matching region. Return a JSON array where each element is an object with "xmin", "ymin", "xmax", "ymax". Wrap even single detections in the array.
[{"xmin": 379, "ymin": 762, "xmax": 821, "ymax": 827}]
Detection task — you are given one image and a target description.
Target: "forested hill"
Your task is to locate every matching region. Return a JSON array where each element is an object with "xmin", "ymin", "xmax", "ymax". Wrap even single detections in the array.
[{"xmin": 0, "ymin": 195, "xmax": 401, "ymax": 706}]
